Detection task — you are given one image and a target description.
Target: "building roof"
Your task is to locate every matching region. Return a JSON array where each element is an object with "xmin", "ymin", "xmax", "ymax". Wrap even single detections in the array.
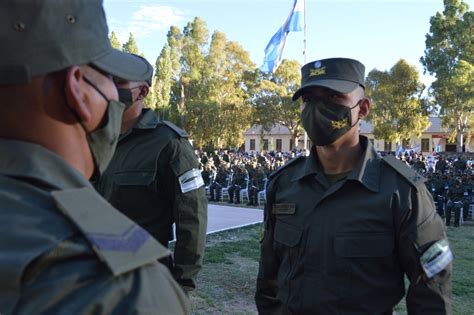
[
  {"xmin": 359, "ymin": 116, "xmax": 447, "ymax": 134},
  {"xmin": 245, "ymin": 124, "xmax": 291, "ymax": 136}
]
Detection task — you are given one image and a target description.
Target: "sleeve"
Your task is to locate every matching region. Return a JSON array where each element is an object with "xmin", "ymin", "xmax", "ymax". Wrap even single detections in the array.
[
  {"xmin": 394, "ymin": 183, "xmax": 452, "ymax": 314},
  {"xmin": 255, "ymin": 179, "xmax": 284, "ymax": 314},
  {"xmin": 159, "ymin": 137, "xmax": 208, "ymax": 292},
  {"xmin": 15, "ymin": 236, "xmax": 190, "ymax": 315}
]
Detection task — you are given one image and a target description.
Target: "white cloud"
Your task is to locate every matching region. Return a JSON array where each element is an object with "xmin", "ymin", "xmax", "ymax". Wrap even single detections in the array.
[{"xmin": 127, "ymin": 5, "xmax": 185, "ymax": 39}]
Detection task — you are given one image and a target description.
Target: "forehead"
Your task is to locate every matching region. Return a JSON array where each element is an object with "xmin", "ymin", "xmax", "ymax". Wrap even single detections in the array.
[{"xmin": 300, "ymin": 86, "xmax": 348, "ymax": 98}]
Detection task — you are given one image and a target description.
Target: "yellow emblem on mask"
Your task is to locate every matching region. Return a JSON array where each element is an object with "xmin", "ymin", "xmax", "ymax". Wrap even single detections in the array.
[
  {"xmin": 331, "ymin": 119, "xmax": 348, "ymax": 129},
  {"xmin": 309, "ymin": 67, "xmax": 326, "ymax": 77}
]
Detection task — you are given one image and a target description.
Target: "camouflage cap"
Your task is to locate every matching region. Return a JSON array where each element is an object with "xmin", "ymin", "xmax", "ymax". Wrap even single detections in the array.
[
  {"xmin": 293, "ymin": 58, "xmax": 365, "ymax": 101},
  {"xmin": 0, "ymin": 0, "xmax": 150, "ymax": 84}
]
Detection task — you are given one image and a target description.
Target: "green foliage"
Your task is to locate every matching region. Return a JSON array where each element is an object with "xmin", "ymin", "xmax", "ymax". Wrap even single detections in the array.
[
  {"xmin": 122, "ymin": 32, "xmax": 140, "ymax": 55},
  {"xmin": 109, "ymin": 31, "xmax": 121, "ymax": 49},
  {"xmin": 366, "ymin": 59, "xmax": 430, "ymax": 144},
  {"xmin": 421, "ymin": 0, "xmax": 473, "ymax": 151},
  {"xmin": 251, "ymin": 59, "xmax": 302, "ymax": 147},
  {"xmin": 153, "ymin": 17, "xmax": 256, "ymax": 149}
]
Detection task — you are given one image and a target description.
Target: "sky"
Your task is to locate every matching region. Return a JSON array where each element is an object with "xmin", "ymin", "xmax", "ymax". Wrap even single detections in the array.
[{"xmin": 104, "ymin": 0, "xmax": 473, "ymax": 87}]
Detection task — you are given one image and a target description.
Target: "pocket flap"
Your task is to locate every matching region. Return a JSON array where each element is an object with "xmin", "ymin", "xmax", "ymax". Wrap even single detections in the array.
[
  {"xmin": 335, "ymin": 233, "xmax": 394, "ymax": 258},
  {"xmin": 274, "ymin": 221, "xmax": 302, "ymax": 247},
  {"xmin": 113, "ymin": 171, "xmax": 155, "ymax": 186}
]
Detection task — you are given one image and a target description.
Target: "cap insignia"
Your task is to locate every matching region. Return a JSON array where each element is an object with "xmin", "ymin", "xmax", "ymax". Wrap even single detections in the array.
[{"xmin": 309, "ymin": 67, "xmax": 326, "ymax": 77}]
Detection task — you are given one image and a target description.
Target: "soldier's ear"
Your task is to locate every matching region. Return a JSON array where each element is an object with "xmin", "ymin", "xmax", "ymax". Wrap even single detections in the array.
[
  {"xmin": 358, "ymin": 97, "xmax": 371, "ymax": 119},
  {"xmin": 137, "ymin": 85, "xmax": 149, "ymax": 100},
  {"xmin": 64, "ymin": 66, "xmax": 92, "ymax": 123}
]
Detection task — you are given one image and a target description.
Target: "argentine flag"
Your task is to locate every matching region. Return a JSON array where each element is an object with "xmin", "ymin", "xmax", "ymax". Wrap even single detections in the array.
[{"xmin": 261, "ymin": 0, "xmax": 304, "ymax": 73}]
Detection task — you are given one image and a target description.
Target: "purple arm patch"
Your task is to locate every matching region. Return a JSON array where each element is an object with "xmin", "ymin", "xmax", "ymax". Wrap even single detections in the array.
[{"xmin": 86, "ymin": 225, "xmax": 150, "ymax": 252}]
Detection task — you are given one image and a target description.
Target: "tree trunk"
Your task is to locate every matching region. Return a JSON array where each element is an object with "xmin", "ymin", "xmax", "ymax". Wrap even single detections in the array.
[
  {"xmin": 456, "ymin": 130, "xmax": 463, "ymax": 152},
  {"xmin": 178, "ymin": 82, "xmax": 186, "ymax": 129},
  {"xmin": 456, "ymin": 116, "xmax": 464, "ymax": 152}
]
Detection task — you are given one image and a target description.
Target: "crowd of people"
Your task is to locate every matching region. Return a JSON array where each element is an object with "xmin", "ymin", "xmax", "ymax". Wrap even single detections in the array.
[
  {"xmin": 198, "ymin": 150, "xmax": 298, "ymax": 206},
  {"xmin": 199, "ymin": 148, "xmax": 474, "ymax": 226},
  {"xmin": 399, "ymin": 151, "xmax": 474, "ymax": 227}
]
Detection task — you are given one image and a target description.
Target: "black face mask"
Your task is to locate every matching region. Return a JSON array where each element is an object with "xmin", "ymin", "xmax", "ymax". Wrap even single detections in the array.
[
  {"xmin": 117, "ymin": 86, "xmax": 141, "ymax": 108},
  {"xmin": 301, "ymin": 96, "xmax": 361, "ymax": 146}
]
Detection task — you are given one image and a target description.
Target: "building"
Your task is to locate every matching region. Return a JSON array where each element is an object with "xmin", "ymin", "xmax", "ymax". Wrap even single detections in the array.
[
  {"xmin": 244, "ymin": 124, "xmax": 308, "ymax": 153},
  {"xmin": 244, "ymin": 117, "xmax": 473, "ymax": 153}
]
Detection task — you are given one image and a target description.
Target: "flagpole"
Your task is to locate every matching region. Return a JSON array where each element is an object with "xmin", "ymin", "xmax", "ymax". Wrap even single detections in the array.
[
  {"xmin": 303, "ymin": 0, "xmax": 308, "ymax": 151},
  {"xmin": 303, "ymin": 0, "xmax": 307, "ymax": 64}
]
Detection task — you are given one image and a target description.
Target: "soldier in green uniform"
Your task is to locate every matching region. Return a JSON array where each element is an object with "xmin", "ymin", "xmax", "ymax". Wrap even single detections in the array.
[
  {"xmin": 446, "ymin": 177, "xmax": 466, "ymax": 227},
  {"xmin": 247, "ymin": 164, "xmax": 267, "ymax": 206},
  {"xmin": 0, "ymin": 1, "xmax": 190, "ymax": 314},
  {"xmin": 94, "ymin": 55, "xmax": 208, "ymax": 293},
  {"xmin": 255, "ymin": 58, "xmax": 452, "ymax": 314}
]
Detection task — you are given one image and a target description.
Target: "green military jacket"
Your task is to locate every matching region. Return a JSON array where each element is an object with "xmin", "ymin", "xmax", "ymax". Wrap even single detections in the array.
[
  {"xmin": 95, "ymin": 109, "xmax": 208, "ymax": 291},
  {"xmin": 256, "ymin": 136, "xmax": 452, "ymax": 314},
  {"xmin": 0, "ymin": 139, "xmax": 190, "ymax": 314}
]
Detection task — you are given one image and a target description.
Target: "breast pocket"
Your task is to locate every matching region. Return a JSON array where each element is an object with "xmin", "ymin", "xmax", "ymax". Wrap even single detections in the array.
[
  {"xmin": 335, "ymin": 232, "xmax": 398, "ymax": 297},
  {"xmin": 111, "ymin": 171, "xmax": 156, "ymax": 211}
]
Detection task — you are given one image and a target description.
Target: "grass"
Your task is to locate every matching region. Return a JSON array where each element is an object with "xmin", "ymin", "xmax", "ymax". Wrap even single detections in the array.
[{"xmin": 189, "ymin": 221, "xmax": 474, "ymax": 314}]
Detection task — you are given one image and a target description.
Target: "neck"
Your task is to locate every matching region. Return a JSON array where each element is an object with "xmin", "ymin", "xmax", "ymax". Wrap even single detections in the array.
[
  {"xmin": 121, "ymin": 103, "xmax": 143, "ymax": 133},
  {"xmin": 315, "ymin": 135, "xmax": 362, "ymax": 175},
  {"xmin": 0, "ymin": 116, "xmax": 95, "ymax": 179}
]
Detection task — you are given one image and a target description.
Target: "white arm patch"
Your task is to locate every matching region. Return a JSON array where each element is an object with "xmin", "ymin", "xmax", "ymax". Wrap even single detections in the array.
[
  {"xmin": 179, "ymin": 168, "xmax": 204, "ymax": 193},
  {"xmin": 420, "ymin": 239, "xmax": 453, "ymax": 279}
]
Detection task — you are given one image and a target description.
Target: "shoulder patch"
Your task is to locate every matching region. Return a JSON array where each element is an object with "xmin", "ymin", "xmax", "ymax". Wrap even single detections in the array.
[
  {"xmin": 269, "ymin": 155, "xmax": 304, "ymax": 179},
  {"xmin": 52, "ymin": 187, "xmax": 170, "ymax": 276},
  {"xmin": 420, "ymin": 239, "xmax": 453, "ymax": 279},
  {"xmin": 161, "ymin": 120, "xmax": 189, "ymax": 138},
  {"xmin": 382, "ymin": 155, "xmax": 426, "ymax": 187}
]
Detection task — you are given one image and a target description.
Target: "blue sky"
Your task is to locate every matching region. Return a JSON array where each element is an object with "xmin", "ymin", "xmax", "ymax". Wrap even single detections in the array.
[{"xmin": 104, "ymin": 0, "xmax": 473, "ymax": 86}]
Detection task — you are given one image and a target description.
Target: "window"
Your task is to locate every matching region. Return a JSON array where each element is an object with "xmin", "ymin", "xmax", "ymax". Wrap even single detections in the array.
[
  {"xmin": 276, "ymin": 139, "xmax": 282, "ymax": 152},
  {"xmin": 421, "ymin": 138, "xmax": 429, "ymax": 152},
  {"xmin": 369, "ymin": 138, "xmax": 374, "ymax": 146},
  {"xmin": 289, "ymin": 139, "xmax": 293, "ymax": 151},
  {"xmin": 384, "ymin": 141, "xmax": 392, "ymax": 152},
  {"xmin": 250, "ymin": 139, "xmax": 256, "ymax": 151},
  {"xmin": 263, "ymin": 139, "xmax": 269, "ymax": 151}
]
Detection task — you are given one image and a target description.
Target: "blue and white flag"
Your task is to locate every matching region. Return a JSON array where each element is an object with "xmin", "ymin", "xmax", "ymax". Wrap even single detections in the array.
[
  {"xmin": 396, "ymin": 144, "xmax": 403, "ymax": 156},
  {"xmin": 261, "ymin": 0, "xmax": 304, "ymax": 73}
]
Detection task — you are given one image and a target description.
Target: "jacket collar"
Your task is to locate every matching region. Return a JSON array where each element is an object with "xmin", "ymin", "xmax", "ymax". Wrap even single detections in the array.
[
  {"xmin": 133, "ymin": 108, "xmax": 159, "ymax": 130},
  {"xmin": 291, "ymin": 135, "xmax": 380, "ymax": 192}
]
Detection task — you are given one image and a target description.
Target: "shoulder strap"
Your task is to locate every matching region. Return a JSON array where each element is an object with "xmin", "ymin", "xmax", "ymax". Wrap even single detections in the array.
[
  {"xmin": 52, "ymin": 187, "xmax": 169, "ymax": 276},
  {"xmin": 382, "ymin": 155, "xmax": 426, "ymax": 188},
  {"xmin": 268, "ymin": 155, "xmax": 304, "ymax": 180},
  {"xmin": 161, "ymin": 120, "xmax": 189, "ymax": 138}
]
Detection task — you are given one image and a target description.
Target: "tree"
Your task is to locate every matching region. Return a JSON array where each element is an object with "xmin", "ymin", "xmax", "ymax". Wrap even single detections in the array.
[
  {"xmin": 252, "ymin": 59, "xmax": 302, "ymax": 150},
  {"xmin": 184, "ymin": 30, "xmax": 255, "ymax": 148},
  {"xmin": 154, "ymin": 19, "xmax": 256, "ymax": 149},
  {"xmin": 109, "ymin": 31, "xmax": 121, "ymax": 49},
  {"xmin": 366, "ymin": 59, "xmax": 430, "ymax": 144},
  {"xmin": 122, "ymin": 32, "xmax": 140, "ymax": 55},
  {"xmin": 153, "ymin": 44, "xmax": 175, "ymax": 116},
  {"xmin": 421, "ymin": 0, "xmax": 473, "ymax": 151}
]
